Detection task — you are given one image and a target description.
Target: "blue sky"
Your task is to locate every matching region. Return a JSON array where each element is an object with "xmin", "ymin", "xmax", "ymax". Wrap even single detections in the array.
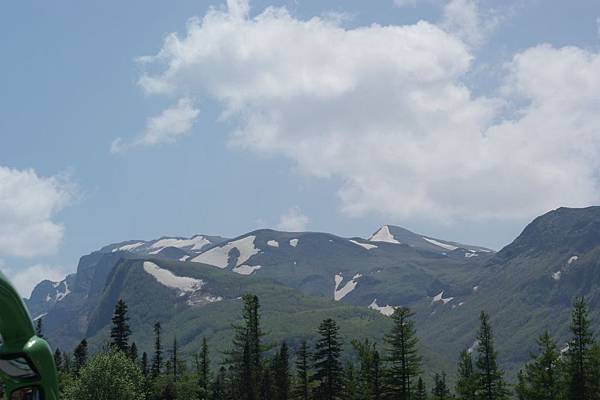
[{"xmin": 1, "ymin": 0, "xmax": 600, "ymax": 295}]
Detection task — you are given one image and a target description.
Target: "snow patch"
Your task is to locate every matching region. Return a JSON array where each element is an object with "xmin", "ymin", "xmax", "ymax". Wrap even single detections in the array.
[
  {"xmin": 568, "ymin": 255, "xmax": 578, "ymax": 265},
  {"xmin": 152, "ymin": 236, "xmax": 211, "ymax": 251},
  {"xmin": 349, "ymin": 240, "xmax": 378, "ymax": 250},
  {"xmin": 289, "ymin": 239, "xmax": 299, "ymax": 247},
  {"xmin": 369, "ymin": 226, "xmax": 400, "ymax": 244},
  {"xmin": 143, "ymin": 261, "xmax": 204, "ymax": 292},
  {"xmin": 192, "ymin": 236, "xmax": 260, "ymax": 268},
  {"xmin": 368, "ymin": 299, "xmax": 396, "ymax": 316},
  {"xmin": 473, "ymin": 285, "xmax": 479, "ymax": 292},
  {"xmin": 267, "ymin": 240, "xmax": 279, "ymax": 248},
  {"xmin": 552, "ymin": 271, "xmax": 562, "ymax": 281},
  {"xmin": 113, "ymin": 242, "xmax": 145, "ymax": 252},
  {"xmin": 468, "ymin": 340, "xmax": 479, "ymax": 354},
  {"xmin": 422, "ymin": 237, "xmax": 458, "ymax": 251},
  {"xmin": 33, "ymin": 313, "xmax": 47, "ymax": 321},
  {"xmin": 334, "ymin": 273, "xmax": 362, "ymax": 301},
  {"xmin": 232, "ymin": 265, "xmax": 262, "ymax": 275},
  {"xmin": 465, "ymin": 251, "xmax": 478, "ymax": 258},
  {"xmin": 432, "ymin": 290, "xmax": 454, "ymax": 305}
]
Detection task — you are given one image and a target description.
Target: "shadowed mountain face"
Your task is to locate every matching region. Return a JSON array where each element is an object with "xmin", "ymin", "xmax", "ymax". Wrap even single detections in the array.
[{"xmin": 24, "ymin": 207, "xmax": 600, "ymax": 377}]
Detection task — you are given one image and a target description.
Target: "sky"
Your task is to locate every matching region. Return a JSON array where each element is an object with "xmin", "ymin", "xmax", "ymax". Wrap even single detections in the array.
[{"xmin": 1, "ymin": 0, "xmax": 600, "ymax": 296}]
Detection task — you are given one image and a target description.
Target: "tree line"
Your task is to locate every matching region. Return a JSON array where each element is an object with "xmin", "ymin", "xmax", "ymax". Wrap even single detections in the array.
[{"xmin": 48, "ymin": 295, "xmax": 599, "ymax": 400}]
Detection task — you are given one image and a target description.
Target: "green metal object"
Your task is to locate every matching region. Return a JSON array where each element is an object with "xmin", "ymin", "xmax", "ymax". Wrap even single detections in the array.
[{"xmin": 0, "ymin": 270, "xmax": 59, "ymax": 399}]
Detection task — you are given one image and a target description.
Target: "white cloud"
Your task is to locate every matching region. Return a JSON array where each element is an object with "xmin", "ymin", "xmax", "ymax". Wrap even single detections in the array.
[
  {"xmin": 136, "ymin": 0, "xmax": 600, "ymax": 223},
  {"xmin": 440, "ymin": 0, "xmax": 500, "ymax": 48},
  {"xmin": 277, "ymin": 207, "xmax": 310, "ymax": 232},
  {"xmin": 111, "ymin": 98, "xmax": 199, "ymax": 153},
  {"xmin": 0, "ymin": 166, "xmax": 73, "ymax": 258},
  {"xmin": 9, "ymin": 264, "xmax": 68, "ymax": 298}
]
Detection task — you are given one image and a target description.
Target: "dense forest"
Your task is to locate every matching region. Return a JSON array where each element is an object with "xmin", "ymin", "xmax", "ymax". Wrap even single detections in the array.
[{"xmin": 47, "ymin": 295, "xmax": 599, "ymax": 400}]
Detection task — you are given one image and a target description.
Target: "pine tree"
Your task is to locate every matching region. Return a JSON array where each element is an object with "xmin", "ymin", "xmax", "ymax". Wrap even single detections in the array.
[
  {"xmin": 415, "ymin": 377, "xmax": 427, "ymax": 400},
  {"xmin": 226, "ymin": 293, "xmax": 266, "ymax": 400},
  {"xmin": 35, "ymin": 318, "xmax": 43, "ymax": 338},
  {"xmin": 53, "ymin": 348, "xmax": 62, "ymax": 373},
  {"xmin": 110, "ymin": 299, "xmax": 131, "ymax": 353},
  {"xmin": 343, "ymin": 363, "xmax": 359, "ymax": 400},
  {"xmin": 372, "ymin": 350, "xmax": 382, "ymax": 400},
  {"xmin": 62, "ymin": 352, "xmax": 72, "ymax": 374},
  {"xmin": 171, "ymin": 336, "xmax": 179, "ymax": 381},
  {"xmin": 129, "ymin": 341, "xmax": 138, "ymax": 362},
  {"xmin": 212, "ymin": 366, "xmax": 227, "ymax": 400},
  {"xmin": 312, "ymin": 318, "xmax": 344, "ymax": 400},
  {"xmin": 517, "ymin": 331, "xmax": 561, "ymax": 400},
  {"xmin": 475, "ymin": 311, "xmax": 508, "ymax": 400},
  {"xmin": 274, "ymin": 342, "xmax": 291, "ymax": 400},
  {"xmin": 262, "ymin": 364, "xmax": 274, "ymax": 400},
  {"xmin": 197, "ymin": 336, "xmax": 211, "ymax": 400},
  {"xmin": 567, "ymin": 297, "xmax": 595, "ymax": 400},
  {"xmin": 293, "ymin": 340, "xmax": 311, "ymax": 400},
  {"xmin": 151, "ymin": 321, "xmax": 163, "ymax": 379},
  {"xmin": 141, "ymin": 351, "xmax": 149, "ymax": 378},
  {"xmin": 352, "ymin": 338, "xmax": 381, "ymax": 400},
  {"xmin": 432, "ymin": 372, "xmax": 451, "ymax": 400},
  {"xmin": 456, "ymin": 350, "xmax": 477, "ymax": 400},
  {"xmin": 384, "ymin": 307, "xmax": 422, "ymax": 400},
  {"xmin": 73, "ymin": 339, "xmax": 88, "ymax": 376}
]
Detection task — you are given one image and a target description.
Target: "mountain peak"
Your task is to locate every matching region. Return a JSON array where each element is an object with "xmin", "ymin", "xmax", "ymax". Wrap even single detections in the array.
[{"xmin": 496, "ymin": 206, "xmax": 600, "ymax": 260}]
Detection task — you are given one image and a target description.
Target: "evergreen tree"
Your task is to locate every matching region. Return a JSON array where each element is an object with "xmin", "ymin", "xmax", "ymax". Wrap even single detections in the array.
[
  {"xmin": 432, "ymin": 372, "xmax": 451, "ymax": 400},
  {"xmin": 273, "ymin": 342, "xmax": 291, "ymax": 400},
  {"xmin": 312, "ymin": 318, "xmax": 344, "ymax": 400},
  {"xmin": 212, "ymin": 366, "xmax": 227, "ymax": 400},
  {"xmin": 129, "ymin": 341, "xmax": 139, "ymax": 363},
  {"xmin": 372, "ymin": 350, "xmax": 382, "ymax": 400},
  {"xmin": 475, "ymin": 311, "xmax": 508, "ymax": 400},
  {"xmin": 261, "ymin": 364, "xmax": 274, "ymax": 400},
  {"xmin": 343, "ymin": 363, "xmax": 359, "ymax": 400},
  {"xmin": 456, "ymin": 350, "xmax": 477, "ymax": 400},
  {"xmin": 141, "ymin": 352, "xmax": 149, "ymax": 379},
  {"xmin": 226, "ymin": 293, "xmax": 266, "ymax": 400},
  {"xmin": 73, "ymin": 339, "xmax": 88, "ymax": 376},
  {"xmin": 197, "ymin": 336, "xmax": 211, "ymax": 400},
  {"xmin": 54, "ymin": 348, "xmax": 63, "ymax": 373},
  {"xmin": 293, "ymin": 340, "xmax": 311, "ymax": 400},
  {"xmin": 151, "ymin": 321, "xmax": 163, "ymax": 379},
  {"xmin": 415, "ymin": 377, "xmax": 427, "ymax": 400},
  {"xmin": 171, "ymin": 336, "xmax": 179, "ymax": 381},
  {"xmin": 567, "ymin": 297, "xmax": 595, "ymax": 400},
  {"xmin": 517, "ymin": 331, "xmax": 561, "ymax": 400},
  {"xmin": 352, "ymin": 338, "xmax": 380, "ymax": 400},
  {"xmin": 110, "ymin": 299, "xmax": 131, "ymax": 353},
  {"xmin": 63, "ymin": 352, "xmax": 72, "ymax": 375},
  {"xmin": 384, "ymin": 307, "xmax": 422, "ymax": 400},
  {"xmin": 35, "ymin": 317, "xmax": 43, "ymax": 338}
]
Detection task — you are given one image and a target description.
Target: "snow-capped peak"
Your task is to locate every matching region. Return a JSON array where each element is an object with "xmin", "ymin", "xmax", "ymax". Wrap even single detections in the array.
[{"xmin": 369, "ymin": 226, "xmax": 400, "ymax": 244}]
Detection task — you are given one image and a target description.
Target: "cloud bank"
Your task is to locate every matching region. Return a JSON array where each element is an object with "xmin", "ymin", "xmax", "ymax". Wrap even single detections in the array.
[
  {"xmin": 277, "ymin": 207, "xmax": 310, "ymax": 232},
  {"xmin": 136, "ymin": 0, "xmax": 600, "ymax": 222},
  {"xmin": 0, "ymin": 166, "xmax": 73, "ymax": 258}
]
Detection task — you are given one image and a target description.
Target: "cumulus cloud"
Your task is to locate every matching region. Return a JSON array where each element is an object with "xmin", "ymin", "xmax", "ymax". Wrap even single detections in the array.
[
  {"xmin": 0, "ymin": 166, "xmax": 73, "ymax": 258},
  {"xmin": 277, "ymin": 207, "xmax": 310, "ymax": 232},
  {"xmin": 136, "ymin": 0, "xmax": 600, "ymax": 223},
  {"xmin": 111, "ymin": 98, "xmax": 199, "ymax": 153},
  {"xmin": 440, "ymin": 0, "xmax": 502, "ymax": 48}
]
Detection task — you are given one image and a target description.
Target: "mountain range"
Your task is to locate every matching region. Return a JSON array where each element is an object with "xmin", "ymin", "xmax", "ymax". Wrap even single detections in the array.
[{"xmin": 24, "ymin": 206, "xmax": 600, "ymax": 378}]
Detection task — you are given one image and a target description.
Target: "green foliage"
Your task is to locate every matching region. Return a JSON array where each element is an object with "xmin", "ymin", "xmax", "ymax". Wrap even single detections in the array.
[
  {"xmin": 432, "ymin": 372, "xmax": 451, "ymax": 400},
  {"xmin": 415, "ymin": 377, "xmax": 427, "ymax": 400},
  {"xmin": 273, "ymin": 342, "xmax": 291, "ymax": 400},
  {"xmin": 456, "ymin": 350, "xmax": 477, "ymax": 400},
  {"xmin": 384, "ymin": 307, "xmax": 422, "ymax": 400},
  {"xmin": 475, "ymin": 312, "xmax": 509, "ymax": 400},
  {"xmin": 111, "ymin": 299, "xmax": 131, "ymax": 353},
  {"xmin": 73, "ymin": 339, "xmax": 88, "ymax": 377},
  {"xmin": 293, "ymin": 340, "xmax": 312, "ymax": 400},
  {"xmin": 517, "ymin": 331, "xmax": 561, "ymax": 400},
  {"xmin": 567, "ymin": 297, "xmax": 595, "ymax": 400},
  {"xmin": 64, "ymin": 351, "xmax": 145, "ymax": 400},
  {"xmin": 151, "ymin": 321, "xmax": 163, "ymax": 379},
  {"xmin": 312, "ymin": 318, "xmax": 344, "ymax": 400}
]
